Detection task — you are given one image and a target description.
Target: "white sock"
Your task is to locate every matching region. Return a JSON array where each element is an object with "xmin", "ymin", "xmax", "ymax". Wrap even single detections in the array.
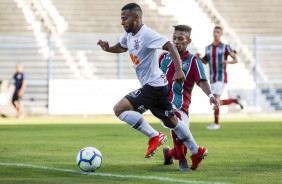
[
  {"xmin": 172, "ymin": 119, "xmax": 199, "ymax": 155},
  {"xmin": 118, "ymin": 111, "xmax": 159, "ymax": 138}
]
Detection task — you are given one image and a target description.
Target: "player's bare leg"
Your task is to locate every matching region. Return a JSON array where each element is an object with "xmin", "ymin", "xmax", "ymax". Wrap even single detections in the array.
[
  {"xmin": 114, "ymin": 98, "xmax": 165, "ymax": 158},
  {"xmin": 17, "ymin": 101, "xmax": 24, "ymax": 118}
]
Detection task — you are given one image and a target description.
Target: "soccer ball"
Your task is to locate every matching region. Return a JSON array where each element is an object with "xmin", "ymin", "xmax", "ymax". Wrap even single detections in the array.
[{"xmin": 76, "ymin": 146, "xmax": 102, "ymax": 172}]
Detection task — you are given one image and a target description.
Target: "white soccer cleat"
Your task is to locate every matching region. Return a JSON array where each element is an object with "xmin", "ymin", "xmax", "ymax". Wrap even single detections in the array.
[{"xmin": 206, "ymin": 123, "xmax": 220, "ymax": 130}]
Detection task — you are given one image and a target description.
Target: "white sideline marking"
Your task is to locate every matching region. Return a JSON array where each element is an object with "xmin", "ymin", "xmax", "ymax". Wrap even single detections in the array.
[{"xmin": 0, "ymin": 162, "xmax": 225, "ymax": 184}]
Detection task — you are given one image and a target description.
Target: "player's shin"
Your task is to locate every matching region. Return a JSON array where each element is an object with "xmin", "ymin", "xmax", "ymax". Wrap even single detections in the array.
[
  {"xmin": 171, "ymin": 130, "xmax": 186, "ymax": 160},
  {"xmin": 172, "ymin": 119, "xmax": 199, "ymax": 155},
  {"xmin": 118, "ymin": 111, "xmax": 158, "ymax": 138}
]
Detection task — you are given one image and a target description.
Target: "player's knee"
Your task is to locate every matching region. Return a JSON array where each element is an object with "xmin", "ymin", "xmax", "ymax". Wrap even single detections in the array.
[
  {"xmin": 113, "ymin": 104, "xmax": 121, "ymax": 117},
  {"xmin": 113, "ymin": 98, "xmax": 133, "ymax": 117},
  {"xmin": 162, "ymin": 116, "xmax": 178, "ymax": 128},
  {"xmin": 113, "ymin": 103, "xmax": 127, "ymax": 117}
]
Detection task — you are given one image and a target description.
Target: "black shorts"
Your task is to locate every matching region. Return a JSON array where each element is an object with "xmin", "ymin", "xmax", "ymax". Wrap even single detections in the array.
[
  {"xmin": 12, "ymin": 91, "xmax": 22, "ymax": 103},
  {"xmin": 125, "ymin": 84, "xmax": 174, "ymax": 120}
]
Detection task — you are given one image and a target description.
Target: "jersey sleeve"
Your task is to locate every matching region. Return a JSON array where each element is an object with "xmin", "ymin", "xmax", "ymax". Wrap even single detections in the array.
[
  {"xmin": 225, "ymin": 45, "xmax": 234, "ymax": 55},
  {"xmin": 22, "ymin": 73, "xmax": 26, "ymax": 80},
  {"xmin": 191, "ymin": 57, "xmax": 207, "ymax": 83},
  {"xmin": 158, "ymin": 52, "xmax": 168, "ymax": 67},
  {"xmin": 203, "ymin": 46, "xmax": 209, "ymax": 61},
  {"xmin": 144, "ymin": 29, "xmax": 169, "ymax": 49},
  {"xmin": 119, "ymin": 32, "xmax": 128, "ymax": 49}
]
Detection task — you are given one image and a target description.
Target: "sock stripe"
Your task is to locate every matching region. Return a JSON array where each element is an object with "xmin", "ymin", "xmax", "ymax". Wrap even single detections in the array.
[
  {"xmin": 132, "ymin": 118, "xmax": 142, "ymax": 129},
  {"xmin": 180, "ymin": 138, "xmax": 189, "ymax": 142}
]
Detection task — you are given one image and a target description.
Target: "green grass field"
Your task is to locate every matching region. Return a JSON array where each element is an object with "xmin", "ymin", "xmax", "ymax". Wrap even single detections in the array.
[{"xmin": 0, "ymin": 115, "xmax": 282, "ymax": 184}]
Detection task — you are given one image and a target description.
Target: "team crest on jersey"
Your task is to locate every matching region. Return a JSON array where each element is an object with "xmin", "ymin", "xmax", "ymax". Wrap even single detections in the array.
[
  {"xmin": 134, "ymin": 39, "xmax": 140, "ymax": 50},
  {"xmin": 164, "ymin": 54, "xmax": 171, "ymax": 60},
  {"xmin": 128, "ymin": 89, "xmax": 141, "ymax": 98},
  {"xmin": 218, "ymin": 48, "xmax": 224, "ymax": 54},
  {"xmin": 182, "ymin": 62, "xmax": 190, "ymax": 69},
  {"xmin": 17, "ymin": 74, "xmax": 23, "ymax": 79}
]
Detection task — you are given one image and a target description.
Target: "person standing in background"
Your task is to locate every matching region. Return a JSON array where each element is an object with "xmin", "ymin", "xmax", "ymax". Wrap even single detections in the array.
[
  {"xmin": 12, "ymin": 63, "xmax": 26, "ymax": 118},
  {"xmin": 200, "ymin": 26, "xmax": 243, "ymax": 130}
]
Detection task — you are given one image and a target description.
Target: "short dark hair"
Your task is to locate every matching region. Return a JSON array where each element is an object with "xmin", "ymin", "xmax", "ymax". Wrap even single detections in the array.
[
  {"xmin": 214, "ymin": 26, "xmax": 223, "ymax": 31},
  {"xmin": 121, "ymin": 3, "xmax": 142, "ymax": 12},
  {"xmin": 173, "ymin": 25, "xmax": 192, "ymax": 34}
]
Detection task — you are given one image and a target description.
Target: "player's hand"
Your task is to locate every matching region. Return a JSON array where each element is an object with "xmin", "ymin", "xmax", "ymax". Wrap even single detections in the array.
[
  {"xmin": 173, "ymin": 69, "xmax": 185, "ymax": 83},
  {"xmin": 97, "ymin": 40, "xmax": 110, "ymax": 51},
  {"xmin": 18, "ymin": 91, "xmax": 23, "ymax": 97},
  {"xmin": 210, "ymin": 97, "xmax": 219, "ymax": 110},
  {"xmin": 195, "ymin": 53, "xmax": 201, "ymax": 57}
]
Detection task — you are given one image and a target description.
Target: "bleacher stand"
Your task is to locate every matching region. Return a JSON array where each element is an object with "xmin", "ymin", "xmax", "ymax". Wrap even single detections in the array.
[{"xmin": 0, "ymin": 0, "xmax": 281, "ymax": 115}]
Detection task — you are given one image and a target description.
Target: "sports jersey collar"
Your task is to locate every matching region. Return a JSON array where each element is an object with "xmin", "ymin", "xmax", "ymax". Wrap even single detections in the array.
[
  {"xmin": 180, "ymin": 51, "xmax": 190, "ymax": 60},
  {"xmin": 212, "ymin": 41, "xmax": 222, "ymax": 47},
  {"xmin": 132, "ymin": 24, "xmax": 145, "ymax": 37}
]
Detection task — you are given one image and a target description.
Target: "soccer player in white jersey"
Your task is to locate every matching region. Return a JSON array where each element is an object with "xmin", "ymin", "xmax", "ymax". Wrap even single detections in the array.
[{"xmin": 98, "ymin": 3, "xmax": 204, "ymax": 160}]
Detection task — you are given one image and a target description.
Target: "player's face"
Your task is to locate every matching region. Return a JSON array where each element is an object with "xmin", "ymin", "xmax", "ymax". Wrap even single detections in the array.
[
  {"xmin": 173, "ymin": 31, "xmax": 191, "ymax": 55},
  {"xmin": 213, "ymin": 28, "xmax": 222, "ymax": 41},
  {"xmin": 16, "ymin": 65, "xmax": 23, "ymax": 72},
  {"xmin": 121, "ymin": 10, "xmax": 136, "ymax": 33}
]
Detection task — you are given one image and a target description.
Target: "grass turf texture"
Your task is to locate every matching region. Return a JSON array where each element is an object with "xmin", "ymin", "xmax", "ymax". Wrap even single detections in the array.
[{"xmin": 0, "ymin": 115, "xmax": 281, "ymax": 184}]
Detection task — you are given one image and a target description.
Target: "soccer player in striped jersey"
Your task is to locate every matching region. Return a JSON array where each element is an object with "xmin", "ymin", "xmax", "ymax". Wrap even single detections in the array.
[
  {"xmin": 160, "ymin": 25, "xmax": 219, "ymax": 171},
  {"xmin": 201, "ymin": 26, "xmax": 244, "ymax": 130},
  {"xmin": 97, "ymin": 3, "xmax": 206, "ymax": 161}
]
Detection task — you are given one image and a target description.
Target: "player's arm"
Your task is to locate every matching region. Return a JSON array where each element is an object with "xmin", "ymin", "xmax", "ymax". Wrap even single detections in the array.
[
  {"xmin": 197, "ymin": 49, "xmax": 208, "ymax": 64},
  {"xmin": 197, "ymin": 80, "xmax": 219, "ymax": 109},
  {"xmin": 225, "ymin": 50, "xmax": 238, "ymax": 64},
  {"xmin": 200, "ymin": 54, "xmax": 208, "ymax": 64},
  {"xmin": 162, "ymin": 41, "xmax": 185, "ymax": 82},
  {"xmin": 97, "ymin": 40, "xmax": 127, "ymax": 53}
]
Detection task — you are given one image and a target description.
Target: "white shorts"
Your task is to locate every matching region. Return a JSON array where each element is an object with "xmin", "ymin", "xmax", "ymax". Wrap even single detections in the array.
[{"xmin": 211, "ymin": 81, "xmax": 227, "ymax": 96}]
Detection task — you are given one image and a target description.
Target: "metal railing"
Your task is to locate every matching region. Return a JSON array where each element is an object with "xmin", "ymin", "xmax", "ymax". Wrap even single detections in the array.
[{"xmin": 0, "ymin": 35, "xmax": 282, "ymax": 112}]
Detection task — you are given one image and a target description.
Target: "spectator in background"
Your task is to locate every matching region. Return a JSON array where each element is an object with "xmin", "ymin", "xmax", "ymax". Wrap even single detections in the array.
[
  {"xmin": 200, "ymin": 26, "xmax": 243, "ymax": 130},
  {"xmin": 12, "ymin": 63, "xmax": 26, "ymax": 118}
]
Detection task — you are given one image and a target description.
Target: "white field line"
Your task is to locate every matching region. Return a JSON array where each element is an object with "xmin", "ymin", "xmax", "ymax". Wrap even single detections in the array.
[{"xmin": 0, "ymin": 162, "xmax": 226, "ymax": 184}]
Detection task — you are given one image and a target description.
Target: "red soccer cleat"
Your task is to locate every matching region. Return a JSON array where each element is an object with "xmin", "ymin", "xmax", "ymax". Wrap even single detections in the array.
[
  {"xmin": 145, "ymin": 132, "xmax": 167, "ymax": 158},
  {"xmin": 190, "ymin": 147, "xmax": 208, "ymax": 170}
]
